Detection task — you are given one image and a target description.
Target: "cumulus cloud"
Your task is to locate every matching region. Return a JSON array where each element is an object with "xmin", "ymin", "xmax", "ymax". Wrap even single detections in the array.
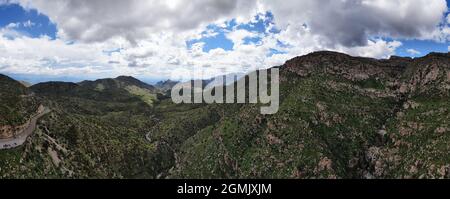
[
  {"xmin": 340, "ymin": 40, "xmax": 402, "ymax": 59},
  {"xmin": 13, "ymin": 0, "xmax": 448, "ymax": 45},
  {"xmin": 0, "ymin": 0, "xmax": 449, "ymax": 80},
  {"xmin": 0, "ymin": 34, "xmax": 113, "ymax": 76},
  {"xmin": 15, "ymin": 0, "xmax": 258, "ymax": 43},
  {"xmin": 226, "ymin": 29, "xmax": 259, "ymax": 48},
  {"xmin": 263, "ymin": 0, "xmax": 448, "ymax": 47},
  {"xmin": 269, "ymin": 21, "xmax": 403, "ymax": 59},
  {"xmin": 407, "ymin": 49, "xmax": 421, "ymax": 56}
]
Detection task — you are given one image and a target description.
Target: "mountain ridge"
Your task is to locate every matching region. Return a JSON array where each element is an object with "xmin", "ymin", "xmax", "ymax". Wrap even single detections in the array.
[
  {"xmin": 4, "ymin": 51, "xmax": 449, "ymax": 86},
  {"xmin": 0, "ymin": 51, "xmax": 448, "ymax": 179}
]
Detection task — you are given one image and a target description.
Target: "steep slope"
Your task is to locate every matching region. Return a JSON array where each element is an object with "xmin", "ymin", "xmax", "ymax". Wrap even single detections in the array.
[
  {"xmin": 168, "ymin": 52, "xmax": 449, "ymax": 179},
  {"xmin": 0, "ymin": 51, "xmax": 448, "ymax": 179},
  {"xmin": 0, "ymin": 74, "xmax": 39, "ymax": 139},
  {"xmin": 169, "ymin": 52, "xmax": 403, "ymax": 178},
  {"xmin": 1, "ymin": 76, "xmax": 161, "ymax": 178},
  {"xmin": 367, "ymin": 53, "xmax": 450, "ymax": 178}
]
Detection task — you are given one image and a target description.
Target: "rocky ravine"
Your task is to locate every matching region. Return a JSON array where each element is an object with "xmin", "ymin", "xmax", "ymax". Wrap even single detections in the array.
[
  {"xmin": 283, "ymin": 51, "xmax": 449, "ymax": 178},
  {"xmin": 0, "ymin": 51, "xmax": 448, "ymax": 179}
]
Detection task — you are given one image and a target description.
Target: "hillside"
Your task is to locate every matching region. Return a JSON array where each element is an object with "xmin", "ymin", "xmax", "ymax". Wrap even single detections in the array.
[
  {"xmin": 155, "ymin": 80, "xmax": 179, "ymax": 92},
  {"xmin": 0, "ymin": 51, "xmax": 448, "ymax": 179},
  {"xmin": 1, "ymin": 75, "xmax": 164, "ymax": 177},
  {"xmin": 168, "ymin": 52, "xmax": 449, "ymax": 179},
  {"xmin": 0, "ymin": 74, "xmax": 39, "ymax": 138},
  {"xmin": 78, "ymin": 76, "xmax": 158, "ymax": 106}
]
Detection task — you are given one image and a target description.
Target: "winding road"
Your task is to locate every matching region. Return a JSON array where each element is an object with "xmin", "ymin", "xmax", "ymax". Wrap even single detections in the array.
[{"xmin": 0, "ymin": 106, "xmax": 51, "ymax": 150}]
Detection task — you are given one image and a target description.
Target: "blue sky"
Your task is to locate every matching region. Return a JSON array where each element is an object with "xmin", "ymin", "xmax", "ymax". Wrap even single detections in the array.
[
  {"xmin": 0, "ymin": 4, "xmax": 56, "ymax": 39},
  {"xmin": 186, "ymin": 12, "xmax": 279, "ymax": 53},
  {"xmin": 0, "ymin": 0, "xmax": 449, "ymax": 83}
]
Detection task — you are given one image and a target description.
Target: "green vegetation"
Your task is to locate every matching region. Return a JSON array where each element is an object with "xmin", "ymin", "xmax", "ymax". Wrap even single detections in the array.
[
  {"xmin": 0, "ymin": 74, "xmax": 38, "ymax": 127},
  {"xmin": 0, "ymin": 51, "xmax": 448, "ymax": 179},
  {"xmin": 125, "ymin": 85, "xmax": 157, "ymax": 106},
  {"xmin": 356, "ymin": 78, "xmax": 385, "ymax": 90},
  {"xmin": 170, "ymin": 72, "xmax": 398, "ymax": 178}
]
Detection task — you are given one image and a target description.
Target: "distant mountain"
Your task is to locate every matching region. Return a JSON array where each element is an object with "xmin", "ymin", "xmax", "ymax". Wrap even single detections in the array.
[
  {"xmin": 82, "ymin": 76, "xmax": 158, "ymax": 106},
  {"xmin": 30, "ymin": 81, "xmax": 79, "ymax": 95},
  {"xmin": 155, "ymin": 80, "xmax": 179, "ymax": 92},
  {"xmin": 30, "ymin": 76, "xmax": 160, "ymax": 106},
  {"xmin": 80, "ymin": 76, "xmax": 156, "ymax": 91},
  {"xmin": 18, "ymin": 81, "xmax": 32, "ymax": 87},
  {"xmin": 0, "ymin": 51, "xmax": 448, "ymax": 179},
  {"xmin": 78, "ymin": 76, "xmax": 155, "ymax": 92},
  {"xmin": 154, "ymin": 73, "xmax": 245, "ymax": 93}
]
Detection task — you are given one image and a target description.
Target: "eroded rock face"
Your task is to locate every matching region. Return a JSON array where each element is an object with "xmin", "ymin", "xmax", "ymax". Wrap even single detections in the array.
[
  {"xmin": 0, "ymin": 117, "xmax": 36, "ymax": 139},
  {"xmin": 0, "ymin": 124, "xmax": 26, "ymax": 139},
  {"xmin": 400, "ymin": 53, "xmax": 450, "ymax": 97},
  {"xmin": 283, "ymin": 51, "xmax": 450, "ymax": 97},
  {"xmin": 284, "ymin": 51, "xmax": 406, "ymax": 82},
  {"xmin": 280, "ymin": 51, "xmax": 449, "ymax": 179},
  {"xmin": 0, "ymin": 105, "xmax": 44, "ymax": 139}
]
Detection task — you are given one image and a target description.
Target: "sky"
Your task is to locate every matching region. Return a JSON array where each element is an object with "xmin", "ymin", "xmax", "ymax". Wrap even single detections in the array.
[{"xmin": 0, "ymin": 0, "xmax": 449, "ymax": 83}]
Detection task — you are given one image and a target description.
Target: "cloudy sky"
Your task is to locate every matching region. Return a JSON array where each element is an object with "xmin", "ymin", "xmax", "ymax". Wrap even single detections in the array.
[{"xmin": 0, "ymin": 0, "xmax": 449, "ymax": 83}]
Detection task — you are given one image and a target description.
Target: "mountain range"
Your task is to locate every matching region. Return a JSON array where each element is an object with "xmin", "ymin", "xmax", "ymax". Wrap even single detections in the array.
[{"xmin": 0, "ymin": 51, "xmax": 448, "ymax": 179}]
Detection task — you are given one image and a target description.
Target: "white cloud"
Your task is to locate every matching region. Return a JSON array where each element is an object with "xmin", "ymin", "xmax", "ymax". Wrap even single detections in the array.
[
  {"xmin": 201, "ymin": 29, "xmax": 219, "ymax": 38},
  {"xmin": 340, "ymin": 40, "xmax": 403, "ymax": 59},
  {"xmin": 407, "ymin": 49, "xmax": 421, "ymax": 56},
  {"xmin": 0, "ymin": 24, "xmax": 24, "ymax": 38},
  {"xmin": 262, "ymin": 0, "xmax": 448, "ymax": 46},
  {"xmin": 6, "ymin": 23, "xmax": 19, "ymax": 29},
  {"xmin": 0, "ymin": 0, "xmax": 449, "ymax": 80},
  {"xmin": 4, "ymin": 20, "xmax": 36, "ymax": 30},
  {"xmin": 22, "ymin": 20, "xmax": 35, "ymax": 28},
  {"xmin": 226, "ymin": 29, "xmax": 259, "ymax": 48},
  {"xmin": 270, "ymin": 22, "xmax": 403, "ymax": 59},
  {"xmin": 13, "ymin": 0, "xmax": 448, "ymax": 45},
  {"xmin": 0, "ymin": 34, "xmax": 113, "ymax": 76},
  {"xmin": 15, "ymin": 0, "xmax": 258, "ymax": 43}
]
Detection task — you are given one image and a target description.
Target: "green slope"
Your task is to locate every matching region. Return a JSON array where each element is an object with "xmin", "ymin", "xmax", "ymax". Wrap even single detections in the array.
[{"xmin": 0, "ymin": 51, "xmax": 448, "ymax": 179}]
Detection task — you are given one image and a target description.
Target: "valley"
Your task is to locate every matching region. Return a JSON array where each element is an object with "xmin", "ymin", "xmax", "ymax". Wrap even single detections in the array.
[{"xmin": 0, "ymin": 51, "xmax": 449, "ymax": 179}]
